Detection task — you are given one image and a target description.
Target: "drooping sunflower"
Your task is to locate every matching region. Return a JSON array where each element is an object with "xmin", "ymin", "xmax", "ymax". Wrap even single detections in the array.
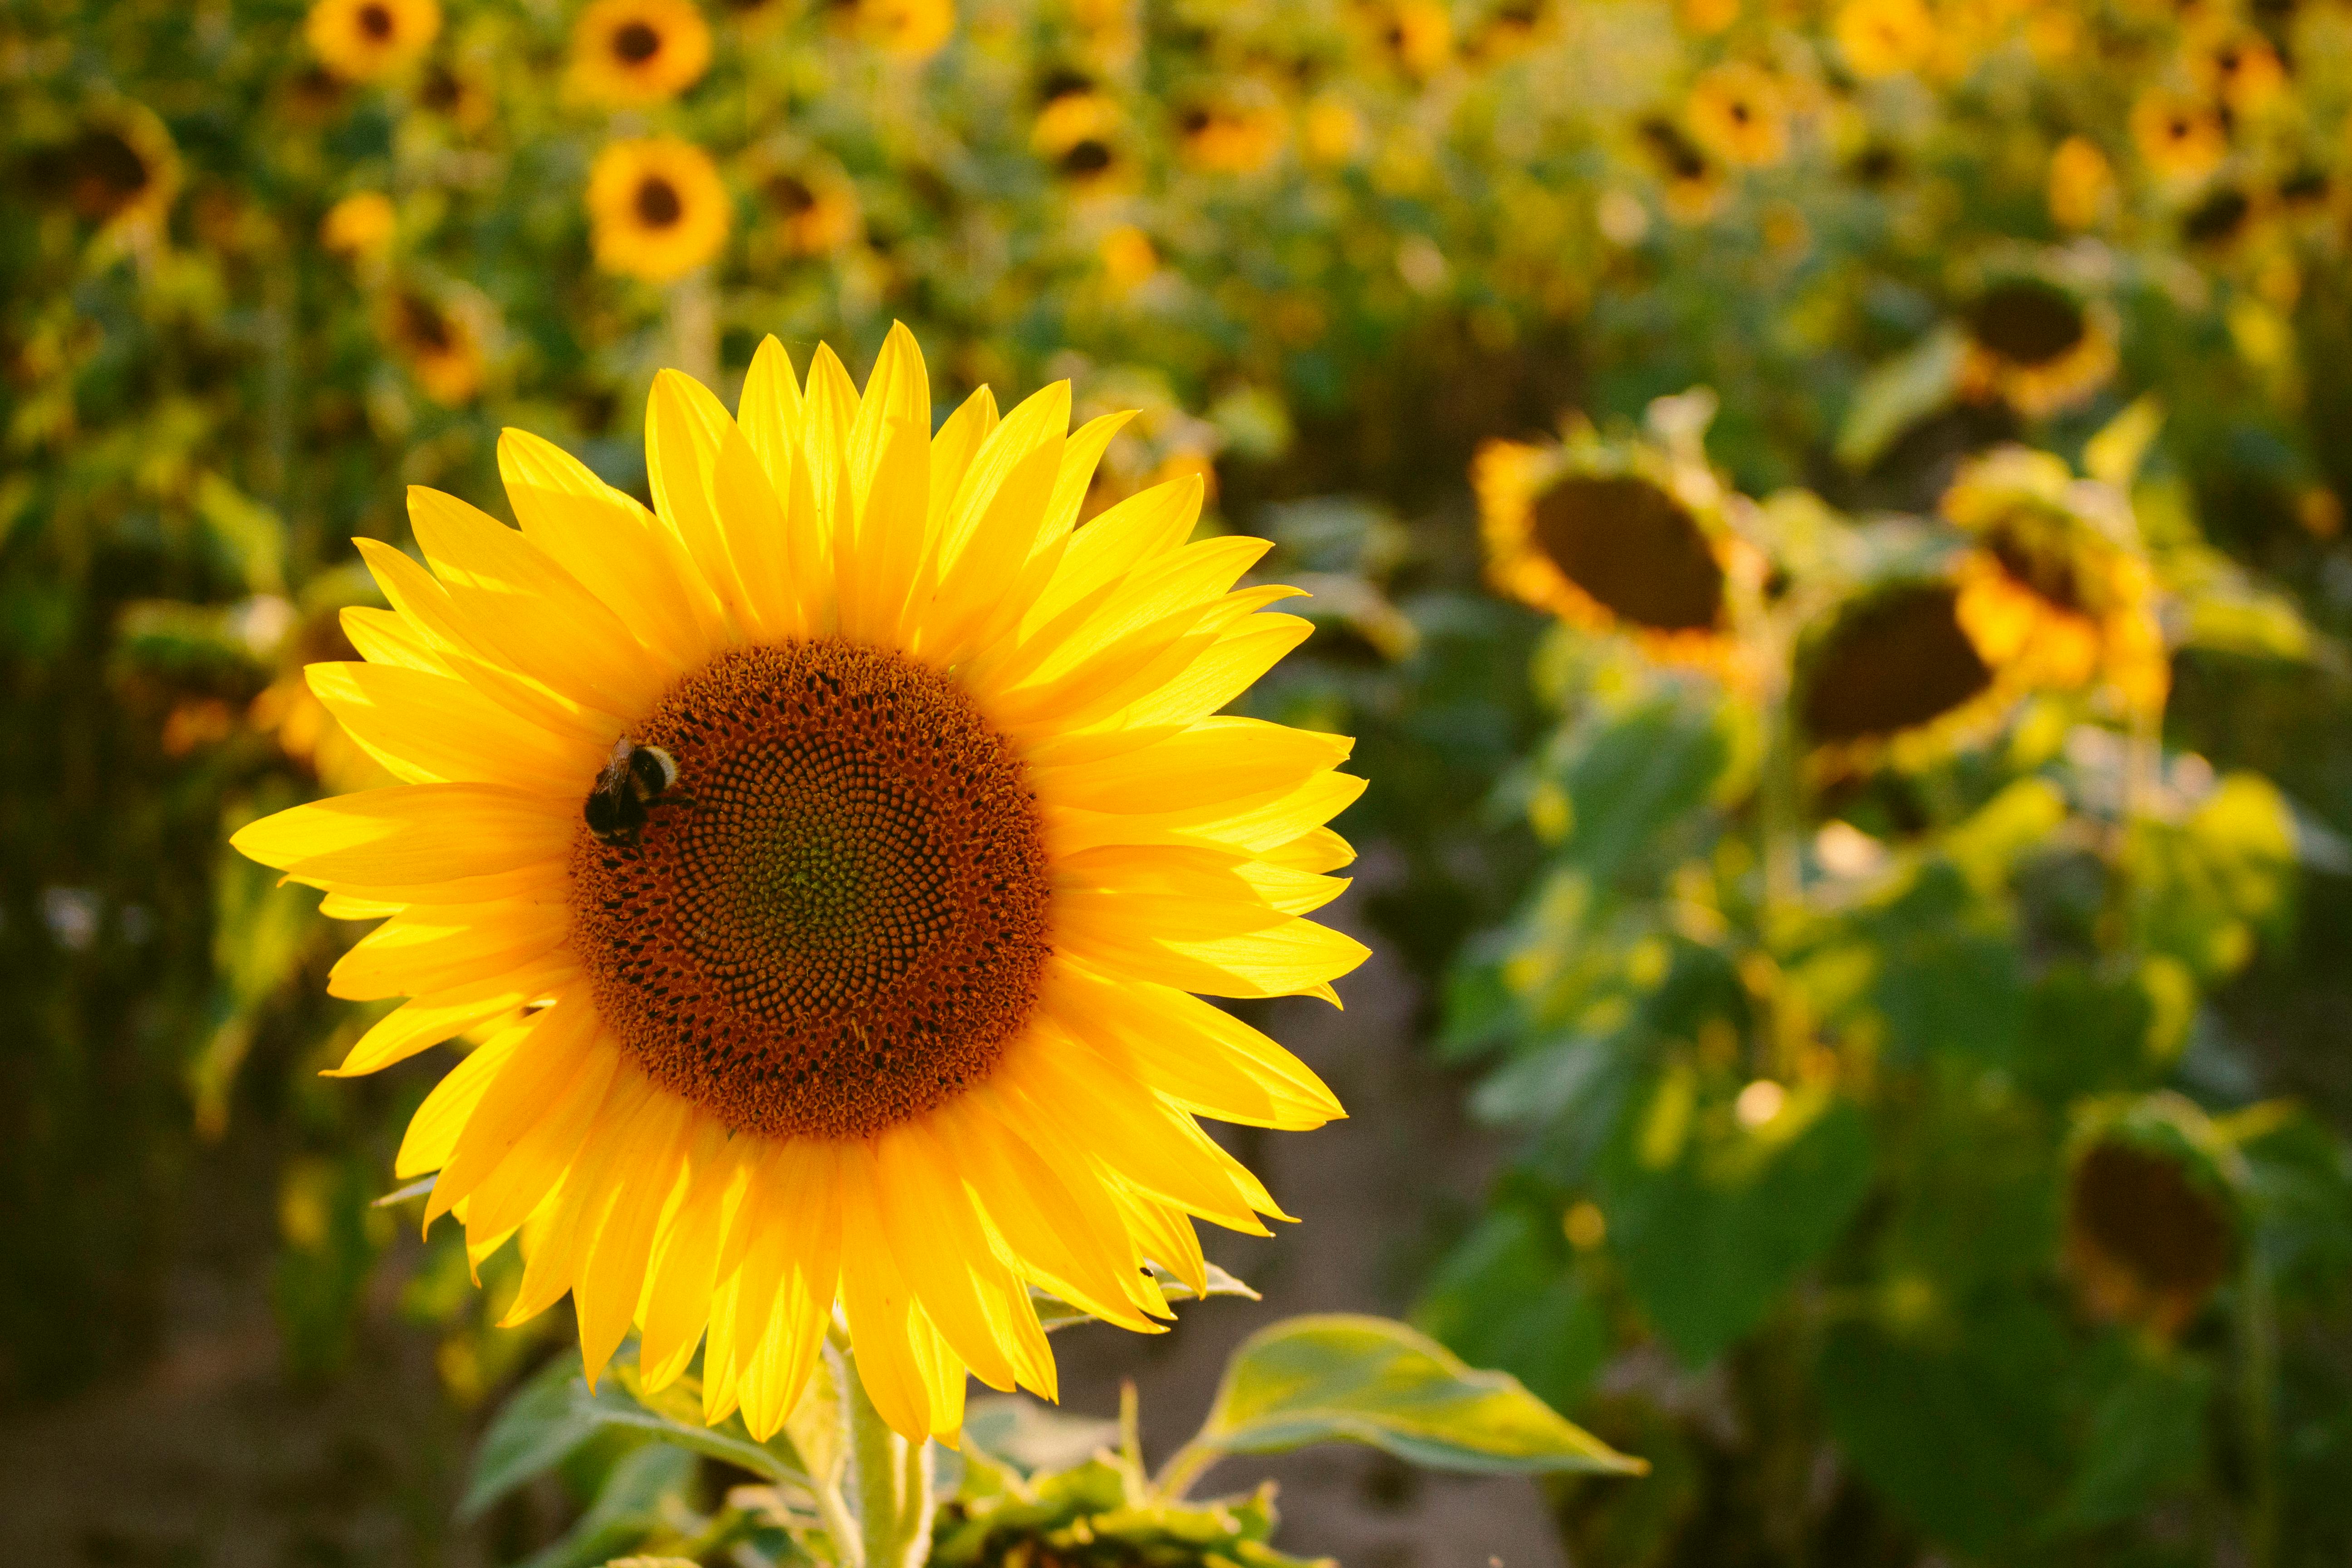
[
  {"xmin": 1475, "ymin": 428, "xmax": 1750, "ymax": 674},
  {"xmin": 588, "ymin": 138, "xmax": 731, "ymax": 283},
  {"xmin": 1944, "ymin": 446, "xmax": 2168, "ymax": 714},
  {"xmin": 230, "ymin": 325, "xmax": 1364, "ymax": 1444},
  {"xmin": 1794, "ymin": 569, "xmax": 2018, "ymax": 773},
  {"xmin": 1957, "ymin": 274, "xmax": 2117, "ymax": 418},
  {"xmin": 2129, "ymin": 87, "xmax": 2227, "ymax": 185},
  {"xmin": 306, "ymin": 0, "xmax": 441, "ymax": 82},
  {"xmin": 30, "ymin": 104, "xmax": 181, "ymax": 246},
  {"xmin": 378, "ymin": 288, "xmax": 490, "ymax": 406},
  {"xmin": 1685, "ymin": 62, "xmax": 1789, "ymax": 169},
  {"xmin": 1833, "ymin": 0, "xmax": 1936, "ymax": 79},
  {"xmin": 2062, "ymin": 1095, "xmax": 2240, "ymax": 1340},
  {"xmin": 567, "ymin": 0, "xmax": 713, "ymax": 108}
]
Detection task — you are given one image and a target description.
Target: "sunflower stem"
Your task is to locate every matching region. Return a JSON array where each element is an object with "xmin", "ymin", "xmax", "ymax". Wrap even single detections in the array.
[{"xmin": 843, "ymin": 1348, "xmax": 936, "ymax": 1568}]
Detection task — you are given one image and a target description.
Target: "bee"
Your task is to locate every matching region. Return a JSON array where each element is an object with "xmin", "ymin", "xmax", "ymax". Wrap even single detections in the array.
[{"xmin": 584, "ymin": 735, "xmax": 684, "ymax": 845}]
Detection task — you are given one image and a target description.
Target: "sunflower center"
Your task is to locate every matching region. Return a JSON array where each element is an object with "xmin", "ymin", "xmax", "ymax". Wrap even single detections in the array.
[
  {"xmin": 1530, "ymin": 474, "xmax": 1725, "ymax": 632},
  {"xmin": 614, "ymin": 20, "xmax": 663, "ymax": 61},
  {"xmin": 636, "ymin": 174, "xmax": 684, "ymax": 227},
  {"xmin": 1987, "ymin": 522, "xmax": 2087, "ymax": 613},
  {"xmin": 1968, "ymin": 281, "xmax": 2084, "ymax": 366},
  {"xmin": 65, "ymin": 131, "xmax": 150, "ymax": 219},
  {"xmin": 1062, "ymin": 140, "xmax": 1114, "ymax": 176},
  {"xmin": 569, "ymin": 642, "xmax": 1054, "ymax": 1141},
  {"xmin": 2070, "ymin": 1142, "xmax": 2233, "ymax": 1305},
  {"xmin": 358, "ymin": 1, "xmax": 395, "ymax": 39},
  {"xmin": 1800, "ymin": 583, "xmax": 1992, "ymax": 744}
]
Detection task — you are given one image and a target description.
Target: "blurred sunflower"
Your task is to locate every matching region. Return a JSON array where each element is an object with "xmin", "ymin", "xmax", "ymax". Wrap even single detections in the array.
[
  {"xmin": 30, "ymin": 104, "xmax": 181, "ymax": 246},
  {"xmin": 2130, "ymin": 88, "xmax": 2227, "ymax": 185},
  {"xmin": 1795, "ymin": 572, "xmax": 2015, "ymax": 770},
  {"xmin": 1177, "ymin": 86, "xmax": 1289, "ymax": 175},
  {"xmin": 568, "ymin": 0, "xmax": 712, "ymax": 108},
  {"xmin": 754, "ymin": 165, "xmax": 861, "ymax": 259},
  {"xmin": 1301, "ymin": 93, "xmax": 1367, "ymax": 167},
  {"xmin": 322, "ymin": 190, "xmax": 398, "ymax": 265},
  {"xmin": 1475, "ymin": 430, "xmax": 1749, "ymax": 672},
  {"xmin": 379, "ymin": 289, "xmax": 489, "ymax": 406},
  {"xmin": 1637, "ymin": 115, "xmax": 1726, "ymax": 221},
  {"xmin": 231, "ymin": 324, "xmax": 1362, "ymax": 1443},
  {"xmin": 1686, "ymin": 62, "xmax": 1788, "ymax": 169},
  {"xmin": 1834, "ymin": 0, "xmax": 1936, "ymax": 79},
  {"xmin": 2046, "ymin": 135, "xmax": 2116, "ymax": 230},
  {"xmin": 854, "ymin": 0, "xmax": 956, "ymax": 58},
  {"xmin": 2179, "ymin": 182, "xmax": 2256, "ymax": 250},
  {"xmin": 1470, "ymin": 0, "xmax": 1553, "ymax": 59},
  {"xmin": 1958, "ymin": 274, "xmax": 2117, "ymax": 418},
  {"xmin": 1099, "ymin": 224, "xmax": 1158, "ymax": 289},
  {"xmin": 2187, "ymin": 26, "xmax": 2287, "ymax": 118},
  {"xmin": 2063, "ymin": 1097, "xmax": 2239, "ymax": 1340},
  {"xmin": 414, "ymin": 59, "xmax": 495, "ymax": 132},
  {"xmin": 1944, "ymin": 446, "xmax": 2167, "ymax": 712},
  {"xmin": 1033, "ymin": 89, "xmax": 1128, "ymax": 189},
  {"xmin": 588, "ymin": 137, "xmax": 731, "ymax": 283},
  {"xmin": 1371, "ymin": 0, "xmax": 1453, "ymax": 79},
  {"xmin": 1677, "ymin": 0, "xmax": 1740, "ymax": 37},
  {"xmin": 306, "ymin": 0, "xmax": 441, "ymax": 82}
]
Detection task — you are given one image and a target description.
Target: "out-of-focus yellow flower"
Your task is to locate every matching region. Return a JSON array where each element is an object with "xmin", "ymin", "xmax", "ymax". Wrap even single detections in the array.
[
  {"xmin": 33, "ymin": 105, "xmax": 181, "ymax": 246},
  {"xmin": 1100, "ymin": 224, "xmax": 1158, "ymax": 289},
  {"xmin": 588, "ymin": 137, "xmax": 731, "ymax": 283},
  {"xmin": 1945, "ymin": 446, "xmax": 2167, "ymax": 713},
  {"xmin": 1472, "ymin": 0, "xmax": 1555, "ymax": 58},
  {"xmin": 305, "ymin": 0, "xmax": 441, "ymax": 82},
  {"xmin": 1686, "ymin": 62, "xmax": 1788, "ymax": 169},
  {"xmin": 1302, "ymin": 93, "xmax": 1366, "ymax": 167},
  {"xmin": 1373, "ymin": 0, "xmax": 1453, "ymax": 78},
  {"xmin": 1678, "ymin": 0, "xmax": 1741, "ymax": 36},
  {"xmin": 1835, "ymin": 0, "xmax": 1936, "ymax": 79},
  {"xmin": 1960, "ymin": 275, "xmax": 2117, "ymax": 418},
  {"xmin": 1033, "ymin": 89, "xmax": 1127, "ymax": 187},
  {"xmin": 1796, "ymin": 573, "xmax": 2019, "ymax": 773},
  {"xmin": 1637, "ymin": 116, "xmax": 1726, "ymax": 221},
  {"xmin": 568, "ymin": 0, "xmax": 712, "ymax": 108},
  {"xmin": 321, "ymin": 191, "xmax": 397, "ymax": 262},
  {"xmin": 856, "ymin": 0, "xmax": 956, "ymax": 58},
  {"xmin": 755, "ymin": 165, "xmax": 861, "ymax": 257},
  {"xmin": 1475, "ymin": 429, "xmax": 1752, "ymax": 675},
  {"xmin": 2188, "ymin": 27, "xmax": 2287, "ymax": 118},
  {"xmin": 1178, "ymin": 88, "xmax": 1289, "ymax": 175},
  {"xmin": 2047, "ymin": 136, "xmax": 2116, "ymax": 230},
  {"xmin": 2131, "ymin": 88, "xmax": 2227, "ymax": 184},
  {"xmin": 2180, "ymin": 183, "xmax": 2256, "ymax": 250},
  {"xmin": 379, "ymin": 289, "xmax": 488, "ymax": 405}
]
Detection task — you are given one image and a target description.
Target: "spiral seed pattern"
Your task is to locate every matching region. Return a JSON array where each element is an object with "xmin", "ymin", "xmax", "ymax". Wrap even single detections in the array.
[{"xmin": 570, "ymin": 642, "xmax": 1053, "ymax": 1139}]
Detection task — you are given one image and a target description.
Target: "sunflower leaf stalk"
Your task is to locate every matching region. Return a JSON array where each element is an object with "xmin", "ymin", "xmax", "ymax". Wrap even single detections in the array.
[{"xmin": 847, "ymin": 1346, "xmax": 935, "ymax": 1568}]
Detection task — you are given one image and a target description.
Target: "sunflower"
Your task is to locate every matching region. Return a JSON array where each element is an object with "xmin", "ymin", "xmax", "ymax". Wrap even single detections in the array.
[
  {"xmin": 1176, "ymin": 87, "xmax": 1289, "ymax": 176},
  {"xmin": 2062, "ymin": 1096, "xmax": 2239, "ymax": 1340},
  {"xmin": 568, "ymin": 0, "xmax": 713, "ymax": 108},
  {"xmin": 588, "ymin": 138, "xmax": 731, "ymax": 284},
  {"xmin": 2179, "ymin": 182, "xmax": 2256, "ymax": 249},
  {"xmin": 1475, "ymin": 429, "xmax": 1749, "ymax": 672},
  {"xmin": 229, "ymin": 325, "xmax": 1363, "ymax": 1444},
  {"xmin": 1686, "ymin": 62, "xmax": 1789, "ymax": 169},
  {"xmin": 854, "ymin": 0, "xmax": 956, "ymax": 57},
  {"xmin": 1794, "ymin": 572, "xmax": 2018, "ymax": 772},
  {"xmin": 1944, "ymin": 446, "xmax": 2167, "ymax": 714},
  {"xmin": 2187, "ymin": 26, "xmax": 2287, "ymax": 118},
  {"xmin": 1371, "ymin": 0, "xmax": 1453, "ymax": 78},
  {"xmin": 379, "ymin": 288, "xmax": 489, "ymax": 406},
  {"xmin": 1833, "ymin": 0, "xmax": 1936, "ymax": 79},
  {"xmin": 1033, "ymin": 91, "xmax": 1128, "ymax": 189},
  {"xmin": 322, "ymin": 190, "xmax": 398, "ymax": 264},
  {"xmin": 1636, "ymin": 115, "xmax": 1727, "ymax": 222},
  {"xmin": 413, "ymin": 60, "xmax": 495, "ymax": 132},
  {"xmin": 755, "ymin": 166, "xmax": 862, "ymax": 259},
  {"xmin": 31, "ymin": 105, "xmax": 181, "ymax": 245},
  {"xmin": 1957, "ymin": 274, "xmax": 2117, "ymax": 418},
  {"xmin": 306, "ymin": 0, "xmax": 441, "ymax": 82},
  {"xmin": 2046, "ymin": 135, "xmax": 2116, "ymax": 230},
  {"xmin": 2130, "ymin": 88, "xmax": 2227, "ymax": 185}
]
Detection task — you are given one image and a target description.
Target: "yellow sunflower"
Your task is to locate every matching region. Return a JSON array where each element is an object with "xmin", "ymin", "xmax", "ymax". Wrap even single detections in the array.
[
  {"xmin": 379, "ymin": 288, "xmax": 489, "ymax": 406},
  {"xmin": 1957, "ymin": 274, "xmax": 2117, "ymax": 418},
  {"xmin": 854, "ymin": 0, "xmax": 956, "ymax": 58},
  {"xmin": 1944, "ymin": 446, "xmax": 2167, "ymax": 714},
  {"xmin": 1372, "ymin": 0, "xmax": 1453, "ymax": 79},
  {"xmin": 1834, "ymin": 0, "xmax": 1936, "ymax": 79},
  {"xmin": 1686, "ymin": 62, "xmax": 1789, "ymax": 170},
  {"xmin": 1635, "ymin": 115, "xmax": 1727, "ymax": 222},
  {"xmin": 1794, "ymin": 571, "xmax": 2019, "ymax": 773},
  {"xmin": 229, "ymin": 324, "xmax": 1364, "ymax": 1444},
  {"xmin": 2046, "ymin": 135, "xmax": 2116, "ymax": 230},
  {"xmin": 1176, "ymin": 87, "xmax": 1289, "ymax": 176},
  {"xmin": 754, "ymin": 165, "xmax": 862, "ymax": 260},
  {"xmin": 32, "ymin": 104, "xmax": 181, "ymax": 245},
  {"xmin": 2130, "ymin": 88, "xmax": 2227, "ymax": 185},
  {"xmin": 1301, "ymin": 93, "xmax": 1366, "ymax": 167},
  {"xmin": 306, "ymin": 0, "xmax": 441, "ymax": 82},
  {"xmin": 2187, "ymin": 26, "xmax": 2287, "ymax": 119},
  {"xmin": 322, "ymin": 190, "xmax": 398, "ymax": 264},
  {"xmin": 588, "ymin": 138, "xmax": 731, "ymax": 284},
  {"xmin": 1033, "ymin": 91, "xmax": 1129, "ymax": 189},
  {"xmin": 567, "ymin": 0, "xmax": 713, "ymax": 109},
  {"xmin": 1475, "ymin": 429, "xmax": 1750, "ymax": 674}
]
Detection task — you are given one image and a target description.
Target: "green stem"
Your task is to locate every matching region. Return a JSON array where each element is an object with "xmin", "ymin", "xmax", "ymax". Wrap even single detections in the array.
[
  {"xmin": 844, "ymin": 1350, "xmax": 935, "ymax": 1568},
  {"xmin": 2240, "ymin": 1245, "xmax": 2280, "ymax": 1568},
  {"xmin": 1153, "ymin": 1439, "xmax": 1222, "ymax": 1502}
]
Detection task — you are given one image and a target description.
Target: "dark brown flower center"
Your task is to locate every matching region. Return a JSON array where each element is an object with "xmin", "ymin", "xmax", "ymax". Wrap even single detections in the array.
[
  {"xmin": 1800, "ymin": 583, "xmax": 1992, "ymax": 744},
  {"xmin": 635, "ymin": 174, "xmax": 684, "ymax": 227},
  {"xmin": 358, "ymin": 2, "xmax": 395, "ymax": 39},
  {"xmin": 60, "ymin": 130, "xmax": 151, "ymax": 220},
  {"xmin": 1987, "ymin": 519, "xmax": 2088, "ymax": 613},
  {"xmin": 2068, "ymin": 1142, "xmax": 2233, "ymax": 1314},
  {"xmin": 614, "ymin": 19, "xmax": 663, "ymax": 61},
  {"xmin": 397, "ymin": 294, "xmax": 455, "ymax": 354},
  {"xmin": 569, "ymin": 642, "xmax": 1054, "ymax": 1140},
  {"xmin": 1529, "ymin": 474, "xmax": 1725, "ymax": 632},
  {"xmin": 1969, "ymin": 281, "xmax": 2086, "ymax": 367}
]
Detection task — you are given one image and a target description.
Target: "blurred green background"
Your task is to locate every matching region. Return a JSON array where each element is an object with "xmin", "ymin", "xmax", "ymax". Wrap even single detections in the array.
[{"xmin": 4, "ymin": 0, "xmax": 2351, "ymax": 1561}]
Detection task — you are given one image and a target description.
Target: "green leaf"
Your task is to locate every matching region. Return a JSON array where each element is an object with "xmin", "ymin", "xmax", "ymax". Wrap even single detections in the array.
[
  {"xmin": 463, "ymin": 1349, "xmax": 804, "ymax": 1521},
  {"xmin": 516, "ymin": 1443, "xmax": 697, "ymax": 1568},
  {"xmin": 1030, "ymin": 1262, "xmax": 1258, "ymax": 1330},
  {"xmin": 1189, "ymin": 1313, "xmax": 1644, "ymax": 1475},
  {"xmin": 1836, "ymin": 324, "xmax": 1966, "ymax": 470},
  {"xmin": 1600, "ymin": 1092, "xmax": 1875, "ymax": 1366},
  {"xmin": 1413, "ymin": 1205, "xmax": 1610, "ymax": 1415},
  {"xmin": 1543, "ymin": 692, "xmax": 1730, "ymax": 887},
  {"xmin": 963, "ymin": 1395, "xmax": 1121, "ymax": 1477}
]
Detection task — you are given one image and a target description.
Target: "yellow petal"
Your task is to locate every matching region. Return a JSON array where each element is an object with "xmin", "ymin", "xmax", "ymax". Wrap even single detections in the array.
[
  {"xmin": 737, "ymin": 335, "xmax": 806, "ymax": 498},
  {"xmin": 576, "ymin": 1090, "xmax": 695, "ymax": 1385},
  {"xmin": 327, "ymin": 952, "xmax": 574, "ymax": 1077},
  {"xmin": 327, "ymin": 893, "xmax": 571, "ymax": 1001},
  {"xmin": 647, "ymin": 370, "xmax": 754, "ymax": 636},
  {"xmin": 1033, "ymin": 717, "xmax": 1352, "ymax": 817},
  {"xmin": 307, "ymin": 662, "xmax": 593, "ymax": 796},
  {"xmin": 231, "ymin": 783, "xmax": 573, "ymax": 886},
  {"xmin": 396, "ymin": 1018, "xmax": 533, "ymax": 1180},
  {"xmin": 847, "ymin": 320, "xmax": 931, "ymax": 516}
]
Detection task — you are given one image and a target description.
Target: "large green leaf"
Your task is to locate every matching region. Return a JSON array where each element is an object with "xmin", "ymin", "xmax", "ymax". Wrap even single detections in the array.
[
  {"xmin": 1413, "ymin": 1205, "xmax": 1609, "ymax": 1416},
  {"xmin": 1189, "ymin": 1313, "xmax": 1644, "ymax": 1475},
  {"xmin": 515, "ymin": 1443, "xmax": 697, "ymax": 1568},
  {"xmin": 463, "ymin": 1349, "xmax": 804, "ymax": 1520}
]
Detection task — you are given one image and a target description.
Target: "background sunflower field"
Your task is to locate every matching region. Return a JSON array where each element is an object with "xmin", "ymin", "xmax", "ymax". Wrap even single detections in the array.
[{"xmin": 5, "ymin": 0, "xmax": 2352, "ymax": 1561}]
